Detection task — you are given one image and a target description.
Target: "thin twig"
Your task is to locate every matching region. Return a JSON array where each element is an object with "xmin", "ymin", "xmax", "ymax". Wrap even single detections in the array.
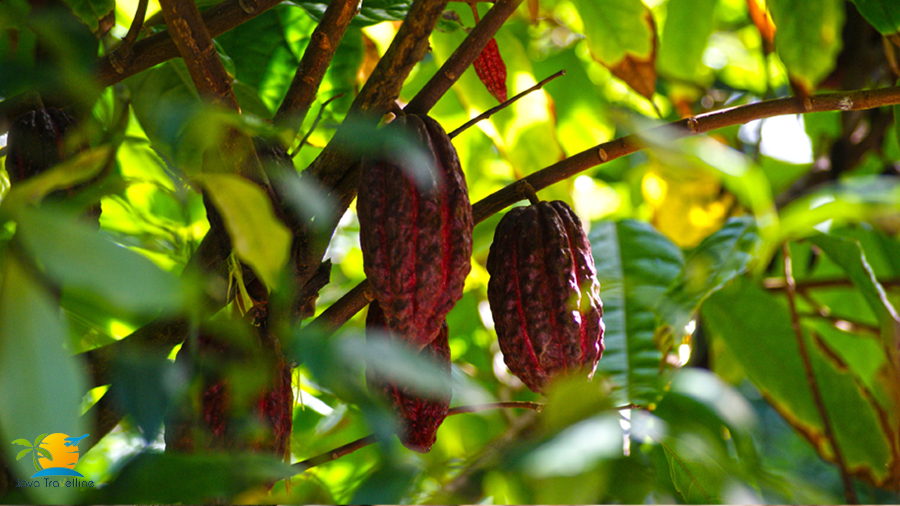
[
  {"xmin": 406, "ymin": 0, "xmax": 524, "ymax": 115},
  {"xmin": 449, "ymin": 70, "xmax": 565, "ymax": 138},
  {"xmin": 95, "ymin": 0, "xmax": 285, "ymax": 88},
  {"xmin": 290, "ymin": 400, "xmax": 542, "ymax": 473},
  {"xmin": 304, "ymin": 86, "xmax": 900, "ymax": 339},
  {"xmin": 273, "ymin": 0, "xmax": 359, "ymax": 135},
  {"xmin": 782, "ymin": 243, "xmax": 858, "ymax": 504},
  {"xmin": 290, "ymin": 93, "xmax": 346, "ymax": 159},
  {"xmin": 798, "ymin": 313, "xmax": 881, "ymax": 336},
  {"xmin": 108, "ymin": 0, "xmax": 149, "ymax": 74},
  {"xmin": 765, "ymin": 277, "xmax": 900, "ymax": 290}
]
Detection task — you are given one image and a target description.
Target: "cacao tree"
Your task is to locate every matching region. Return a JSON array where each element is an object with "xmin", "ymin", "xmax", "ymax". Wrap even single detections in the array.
[{"xmin": 2, "ymin": 0, "xmax": 900, "ymax": 503}]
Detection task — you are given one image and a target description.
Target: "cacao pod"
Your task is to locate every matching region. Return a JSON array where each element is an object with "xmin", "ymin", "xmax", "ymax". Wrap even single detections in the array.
[
  {"xmin": 165, "ymin": 322, "xmax": 292, "ymax": 457},
  {"xmin": 5, "ymin": 107, "xmax": 100, "ymax": 223},
  {"xmin": 366, "ymin": 301, "xmax": 451, "ymax": 453},
  {"xmin": 358, "ymin": 114, "xmax": 473, "ymax": 348},
  {"xmin": 486, "ymin": 200, "xmax": 604, "ymax": 393}
]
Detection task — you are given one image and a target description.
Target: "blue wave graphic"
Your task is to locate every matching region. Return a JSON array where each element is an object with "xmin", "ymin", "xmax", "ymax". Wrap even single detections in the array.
[{"xmin": 32, "ymin": 468, "xmax": 84, "ymax": 478}]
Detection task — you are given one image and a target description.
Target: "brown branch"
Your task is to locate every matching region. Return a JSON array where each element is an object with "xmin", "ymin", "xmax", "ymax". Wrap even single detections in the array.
[
  {"xmin": 107, "ymin": 0, "xmax": 149, "ymax": 74},
  {"xmin": 158, "ymin": 0, "xmax": 239, "ymax": 109},
  {"xmin": 291, "ymin": 93, "xmax": 347, "ymax": 159},
  {"xmin": 96, "ymin": 0, "xmax": 284, "ymax": 88},
  {"xmin": 765, "ymin": 277, "xmax": 900, "ymax": 290},
  {"xmin": 290, "ymin": 400, "xmax": 543, "ymax": 473},
  {"xmin": 306, "ymin": 0, "xmax": 451, "ymax": 190},
  {"xmin": 471, "ymin": 86, "xmax": 900, "ymax": 223},
  {"xmin": 405, "ymin": 0, "xmax": 524, "ymax": 115},
  {"xmin": 782, "ymin": 243, "xmax": 858, "ymax": 504},
  {"xmin": 273, "ymin": 0, "xmax": 359, "ymax": 134},
  {"xmin": 307, "ymin": 86, "xmax": 900, "ymax": 340},
  {"xmin": 449, "ymin": 69, "xmax": 565, "ymax": 138}
]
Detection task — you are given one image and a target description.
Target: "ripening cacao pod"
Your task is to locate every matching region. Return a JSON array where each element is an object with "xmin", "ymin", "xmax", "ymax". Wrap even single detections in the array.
[
  {"xmin": 5, "ymin": 107, "xmax": 85, "ymax": 183},
  {"xmin": 486, "ymin": 200, "xmax": 605, "ymax": 394},
  {"xmin": 358, "ymin": 114, "xmax": 473, "ymax": 348},
  {"xmin": 366, "ymin": 301, "xmax": 451, "ymax": 453},
  {"xmin": 165, "ymin": 321, "xmax": 293, "ymax": 457},
  {"xmin": 5, "ymin": 107, "xmax": 100, "ymax": 223}
]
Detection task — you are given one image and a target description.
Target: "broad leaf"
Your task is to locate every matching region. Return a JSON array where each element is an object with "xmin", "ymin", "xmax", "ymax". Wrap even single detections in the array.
[
  {"xmin": 86, "ymin": 452, "xmax": 294, "ymax": 503},
  {"xmin": 62, "ymin": 0, "xmax": 114, "ymax": 33},
  {"xmin": 657, "ymin": 0, "xmax": 717, "ymax": 82},
  {"xmin": 810, "ymin": 233, "xmax": 900, "ymax": 343},
  {"xmin": 13, "ymin": 206, "xmax": 187, "ymax": 317},
  {"xmin": 768, "ymin": 0, "xmax": 844, "ymax": 92},
  {"xmin": 570, "ymin": 0, "xmax": 653, "ymax": 64},
  {"xmin": 200, "ymin": 174, "xmax": 292, "ymax": 291},
  {"xmin": 296, "ymin": 0, "xmax": 411, "ymax": 27},
  {"xmin": 849, "ymin": 0, "xmax": 900, "ymax": 36},
  {"xmin": 702, "ymin": 277, "xmax": 900, "ymax": 487},
  {"xmin": 0, "ymin": 254, "xmax": 86, "ymax": 504},
  {"xmin": 590, "ymin": 220, "xmax": 684, "ymax": 406},
  {"xmin": 658, "ymin": 217, "xmax": 760, "ymax": 334}
]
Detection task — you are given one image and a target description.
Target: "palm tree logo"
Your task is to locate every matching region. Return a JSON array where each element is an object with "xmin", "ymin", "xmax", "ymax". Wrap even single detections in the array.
[{"xmin": 11, "ymin": 433, "xmax": 52, "ymax": 473}]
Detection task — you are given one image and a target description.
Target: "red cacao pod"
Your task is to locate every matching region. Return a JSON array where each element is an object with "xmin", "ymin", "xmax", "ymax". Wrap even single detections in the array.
[
  {"xmin": 367, "ymin": 301, "xmax": 451, "ymax": 453},
  {"xmin": 486, "ymin": 200, "xmax": 605, "ymax": 393},
  {"xmin": 357, "ymin": 114, "xmax": 473, "ymax": 348},
  {"xmin": 5, "ymin": 107, "xmax": 85, "ymax": 183}
]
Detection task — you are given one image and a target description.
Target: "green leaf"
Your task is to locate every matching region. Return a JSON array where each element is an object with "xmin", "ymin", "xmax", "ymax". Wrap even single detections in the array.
[
  {"xmin": 570, "ymin": 0, "xmax": 653, "ymax": 64},
  {"xmin": 34, "ymin": 446, "xmax": 53, "ymax": 461},
  {"xmin": 0, "ymin": 254, "xmax": 85, "ymax": 503},
  {"xmin": 661, "ymin": 439, "xmax": 721, "ymax": 504},
  {"xmin": 61, "ymin": 0, "xmax": 114, "ymax": 32},
  {"xmin": 702, "ymin": 277, "xmax": 900, "ymax": 487},
  {"xmin": 15, "ymin": 448, "xmax": 33, "ymax": 461},
  {"xmin": 657, "ymin": 0, "xmax": 717, "ymax": 81},
  {"xmin": 768, "ymin": 0, "xmax": 844, "ymax": 91},
  {"xmin": 10, "ymin": 439, "xmax": 32, "ymax": 447},
  {"xmin": 13, "ymin": 206, "xmax": 187, "ymax": 317},
  {"xmin": 809, "ymin": 233, "xmax": 900, "ymax": 343},
  {"xmin": 200, "ymin": 174, "xmax": 292, "ymax": 291},
  {"xmin": 589, "ymin": 220, "xmax": 684, "ymax": 406},
  {"xmin": 86, "ymin": 452, "xmax": 294, "ymax": 504},
  {"xmin": 296, "ymin": 0, "xmax": 412, "ymax": 27},
  {"xmin": 658, "ymin": 217, "xmax": 760, "ymax": 334},
  {"xmin": 849, "ymin": 0, "xmax": 900, "ymax": 36},
  {"xmin": 0, "ymin": 146, "xmax": 110, "ymax": 214}
]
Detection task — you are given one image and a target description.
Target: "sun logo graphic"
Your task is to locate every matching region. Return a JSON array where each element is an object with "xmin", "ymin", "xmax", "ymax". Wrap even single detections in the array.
[{"xmin": 11, "ymin": 433, "xmax": 89, "ymax": 478}]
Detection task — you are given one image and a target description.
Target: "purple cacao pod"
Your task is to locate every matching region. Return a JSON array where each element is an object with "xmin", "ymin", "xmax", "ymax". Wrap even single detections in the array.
[
  {"xmin": 486, "ymin": 200, "xmax": 605, "ymax": 394},
  {"xmin": 357, "ymin": 114, "xmax": 473, "ymax": 348},
  {"xmin": 366, "ymin": 301, "xmax": 451, "ymax": 453},
  {"xmin": 5, "ymin": 107, "xmax": 84, "ymax": 183}
]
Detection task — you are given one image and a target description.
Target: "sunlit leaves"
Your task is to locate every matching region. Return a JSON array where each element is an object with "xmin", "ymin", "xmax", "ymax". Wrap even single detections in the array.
[
  {"xmin": 849, "ymin": 0, "xmax": 900, "ymax": 37},
  {"xmin": 657, "ymin": 0, "xmax": 717, "ymax": 82},
  {"xmin": 570, "ymin": 0, "xmax": 657, "ymax": 99},
  {"xmin": 200, "ymin": 174, "xmax": 292, "ymax": 291},
  {"xmin": 702, "ymin": 277, "xmax": 900, "ymax": 487},
  {"xmin": 590, "ymin": 220, "xmax": 683, "ymax": 406},
  {"xmin": 0, "ymin": 254, "xmax": 86, "ymax": 504},
  {"xmin": 768, "ymin": 0, "xmax": 845, "ymax": 92}
]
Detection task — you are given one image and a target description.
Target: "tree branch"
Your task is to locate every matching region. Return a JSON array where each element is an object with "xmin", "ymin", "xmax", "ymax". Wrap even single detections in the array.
[
  {"xmin": 273, "ymin": 0, "xmax": 359, "ymax": 135},
  {"xmin": 764, "ymin": 277, "xmax": 900, "ymax": 290},
  {"xmin": 449, "ymin": 69, "xmax": 565, "ymax": 138},
  {"xmin": 782, "ymin": 243, "xmax": 858, "ymax": 504},
  {"xmin": 290, "ymin": 400, "xmax": 543, "ymax": 473},
  {"xmin": 306, "ymin": 0, "xmax": 451, "ymax": 190},
  {"xmin": 405, "ymin": 0, "xmax": 524, "ymax": 115},
  {"xmin": 95, "ymin": 0, "xmax": 285, "ymax": 87},
  {"xmin": 305, "ymin": 85, "xmax": 900, "ymax": 340},
  {"xmin": 107, "ymin": 0, "xmax": 148, "ymax": 74}
]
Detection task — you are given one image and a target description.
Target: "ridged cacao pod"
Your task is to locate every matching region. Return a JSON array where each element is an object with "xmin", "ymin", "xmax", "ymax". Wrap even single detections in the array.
[
  {"xmin": 486, "ymin": 200, "xmax": 605, "ymax": 394},
  {"xmin": 366, "ymin": 301, "xmax": 451, "ymax": 453},
  {"xmin": 5, "ymin": 107, "xmax": 85, "ymax": 183},
  {"xmin": 165, "ymin": 322, "xmax": 292, "ymax": 457},
  {"xmin": 5, "ymin": 107, "xmax": 100, "ymax": 223},
  {"xmin": 358, "ymin": 114, "xmax": 473, "ymax": 348}
]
